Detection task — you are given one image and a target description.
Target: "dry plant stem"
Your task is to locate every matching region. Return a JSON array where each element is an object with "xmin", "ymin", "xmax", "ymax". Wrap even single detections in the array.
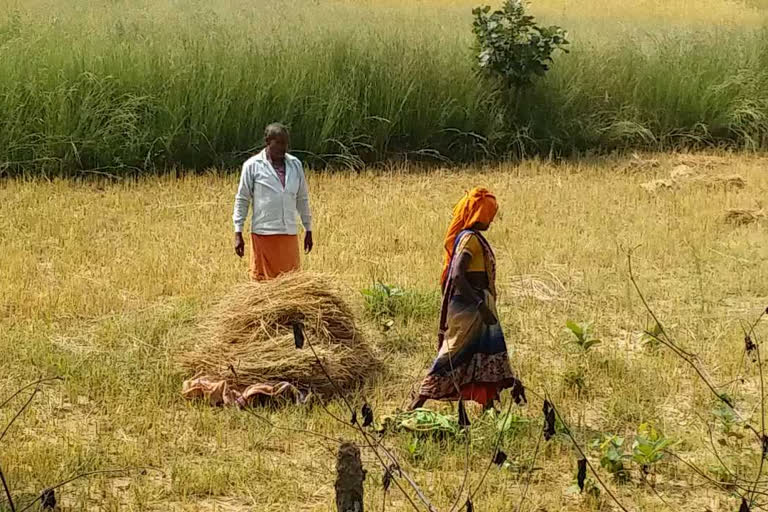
[
  {"xmin": 663, "ymin": 451, "xmax": 761, "ymax": 497},
  {"xmin": 0, "ymin": 462, "xmax": 15, "ymax": 512},
  {"xmin": 629, "ymin": 252, "xmax": 768, "ymax": 500},
  {"xmin": 705, "ymin": 422, "xmax": 748, "ymax": 486},
  {"xmin": 466, "ymin": 389, "xmax": 518, "ymax": 506},
  {"xmin": 746, "ymin": 311, "xmax": 767, "ymax": 342},
  {"xmin": 515, "ymin": 427, "xmax": 544, "ymax": 512},
  {"xmin": 304, "ymin": 334, "xmax": 435, "ymax": 512},
  {"xmin": 749, "ymin": 323, "xmax": 767, "ymax": 503},
  {"xmin": 0, "ymin": 376, "xmax": 64, "ymax": 512},
  {"xmin": 0, "ymin": 387, "xmax": 39, "ymax": 442},
  {"xmin": 548, "ymin": 396, "xmax": 632, "ymax": 512},
  {"xmin": 445, "ymin": 343, "xmax": 471, "ymax": 512},
  {"xmin": 627, "ymin": 252, "xmax": 763, "ymax": 441},
  {"xmin": 447, "ymin": 430, "xmax": 471, "ymax": 512},
  {"xmin": 0, "ymin": 377, "xmax": 62, "ymax": 410},
  {"xmin": 642, "ymin": 477, "xmax": 675, "ymax": 511},
  {"xmin": 309, "ymin": 375, "xmax": 429, "ymax": 512}
]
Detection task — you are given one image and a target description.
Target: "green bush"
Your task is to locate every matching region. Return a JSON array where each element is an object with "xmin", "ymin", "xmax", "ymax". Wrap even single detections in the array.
[{"xmin": 472, "ymin": 1, "xmax": 569, "ymax": 89}]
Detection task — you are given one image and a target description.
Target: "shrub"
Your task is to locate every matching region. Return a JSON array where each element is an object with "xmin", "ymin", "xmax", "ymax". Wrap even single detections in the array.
[{"xmin": 472, "ymin": 0, "xmax": 570, "ymax": 89}]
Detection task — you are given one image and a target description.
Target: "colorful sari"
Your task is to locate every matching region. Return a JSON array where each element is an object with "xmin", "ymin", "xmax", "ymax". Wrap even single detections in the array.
[{"xmin": 418, "ymin": 229, "xmax": 518, "ymax": 406}]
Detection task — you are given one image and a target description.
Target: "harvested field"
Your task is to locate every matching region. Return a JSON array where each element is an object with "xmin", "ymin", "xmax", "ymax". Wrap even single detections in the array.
[{"xmin": 3, "ymin": 154, "xmax": 768, "ymax": 510}]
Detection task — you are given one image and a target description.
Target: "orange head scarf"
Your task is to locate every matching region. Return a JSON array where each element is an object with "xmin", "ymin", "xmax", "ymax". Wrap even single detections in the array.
[{"xmin": 440, "ymin": 187, "xmax": 498, "ymax": 286}]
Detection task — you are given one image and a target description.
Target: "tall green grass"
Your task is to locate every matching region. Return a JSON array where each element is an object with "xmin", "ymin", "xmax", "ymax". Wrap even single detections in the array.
[{"xmin": 1, "ymin": 0, "xmax": 768, "ymax": 175}]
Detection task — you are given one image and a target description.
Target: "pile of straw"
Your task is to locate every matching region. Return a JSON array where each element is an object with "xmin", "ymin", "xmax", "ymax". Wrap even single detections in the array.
[
  {"xmin": 180, "ymin": 273, "xmax": 380, "ymax": 397},
  {"xmin": 640, "ymin": 164, "xmax": 746, "ymax": 193},
  {"xmin": 507, "ymin": 273, "xmax": 567, "ymax": 302}
]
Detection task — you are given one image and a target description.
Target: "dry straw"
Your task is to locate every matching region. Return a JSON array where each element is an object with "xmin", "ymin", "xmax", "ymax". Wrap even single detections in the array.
[
  {"xmin": 641, "ymin": 164, "xmax": 746, "ymax": 192},
  {"xmin": 725, "ymin": 208, "xmax": 766, "ymax": 226},
  {"xmin": 180, "ymin": 272, "xmax": 380, "ymax": 396}
]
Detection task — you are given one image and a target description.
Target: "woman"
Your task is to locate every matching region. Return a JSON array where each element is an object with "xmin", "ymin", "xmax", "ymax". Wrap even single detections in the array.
[{"xmin": 410, "ymin": 187, "xmax": 520, "ymax": 411}]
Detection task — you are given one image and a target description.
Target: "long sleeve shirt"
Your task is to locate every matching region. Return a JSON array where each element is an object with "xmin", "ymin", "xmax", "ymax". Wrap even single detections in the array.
[{"xmin": 232, "ymin": 150, "xmax": 312, "ymax": 235}]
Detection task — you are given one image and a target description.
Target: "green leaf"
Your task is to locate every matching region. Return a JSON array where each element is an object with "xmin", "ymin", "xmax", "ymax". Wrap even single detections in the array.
[
  {"xmin": 583, "ymin": 339, "xmax": 601, "ymax": 350},
  {"xmin": 566, "ymin": 320, "xmax": 583, "ymax": 337}
]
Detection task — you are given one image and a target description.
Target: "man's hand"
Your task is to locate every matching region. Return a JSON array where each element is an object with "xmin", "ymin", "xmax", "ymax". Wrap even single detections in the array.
[
  {"xmin": 234, "ymin": 232, "xmax": 245, "ymax": 258},
  {"xmin": 304, "ymin": 231, "xmax": 314, "ymax": 254}
]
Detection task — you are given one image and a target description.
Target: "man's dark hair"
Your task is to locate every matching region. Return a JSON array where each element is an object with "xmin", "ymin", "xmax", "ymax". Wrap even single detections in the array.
[{"xmin": 264, "ymin": 122, "xmax": 289, "ymax": 141}]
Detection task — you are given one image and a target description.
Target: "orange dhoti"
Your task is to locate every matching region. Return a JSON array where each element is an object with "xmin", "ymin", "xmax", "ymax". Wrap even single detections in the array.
[{"xmin": 249, "ymin": 233, "xmax": 300, "ymax": 281}]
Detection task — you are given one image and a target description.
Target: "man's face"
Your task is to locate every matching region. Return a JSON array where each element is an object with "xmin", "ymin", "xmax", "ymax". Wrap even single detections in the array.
[{"xmin": 266, "ymin": 134, "xmax": 289, "ymax": 159}]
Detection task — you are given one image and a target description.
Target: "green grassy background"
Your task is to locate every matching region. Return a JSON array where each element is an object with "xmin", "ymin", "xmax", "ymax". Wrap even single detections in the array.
[{"xmin": 1, "ymin": 0, "xmax": 768, "ymax": 176}]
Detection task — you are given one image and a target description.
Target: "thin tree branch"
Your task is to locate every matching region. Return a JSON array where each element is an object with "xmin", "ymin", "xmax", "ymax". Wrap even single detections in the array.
[
  {"xmin": 240, "ymin": 407, "xmax": 344, "ymax": 445},
  {"xmin": 515, "ymin": 427, "xmax": 544, "ymax": 512},
  {"xmin": 548, "ymin": 396, "xmax": 632, "ymax": 512},
  {"xmin": 749, "ymin": 322, "xmax": 767, "ymax": 502},
  {"xmin": 0, "ymin": 377, "xmax": 62, "ymax": 410},
  {"xmin": 0, "ymin": 387, "xmax": 39, "ymax": 443},
  {"xmin": 641, "ymin": 477, "xmax": 675, "ymax": 511},
  {"xmin": 663, "ymin": 451, "xmax": 754, "ymax": 498},
  {"xmin": 303, "ymin": 334, "xmax": 436, "ymax": 512},
  {"xmin": 628, "ymin": 251, "xmax": 763, "ymax": 443},
  {"xmin": 466, "ymin": 390, "xmax": 517, "ymax": 506},
  {"xmin": 0, "ymin": 461, "xmax": 15, "ymax": 512}
]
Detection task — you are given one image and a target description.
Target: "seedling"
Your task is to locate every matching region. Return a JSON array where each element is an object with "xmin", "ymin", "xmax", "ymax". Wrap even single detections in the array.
[
  {"xmin": 631, "ymin": 422, "xmax": 676, "ymax": 479},
  {"xmin": 362, "ymin": 282, "xmax": 404, "ymax": 320},
  {"xmin": 565, "ymin": 320, "xmax": 601, "ymax": 351},
  {"xmin": 361, "ymin": 282, "xmax": 438, "ymax": 325},
  {"xmin": 591, "ymin": 434, "xmax": 631, "ymax": 483}
]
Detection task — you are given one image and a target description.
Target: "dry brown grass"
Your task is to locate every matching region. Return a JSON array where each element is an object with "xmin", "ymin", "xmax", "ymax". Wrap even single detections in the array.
[
  {"xmin": 725, "ymin": 208, "xmax": 766, "ymax": 226},
  {"xmin": 180, "ymin": 272, "xmax": 380, "ymax": 396},
  {"xmin": 641, "ymin": 162, "xmax": 747, "ymax": 192},
  {"xmin": 3, "ymin": 153, "xmax": 768, "ymax": 511}
]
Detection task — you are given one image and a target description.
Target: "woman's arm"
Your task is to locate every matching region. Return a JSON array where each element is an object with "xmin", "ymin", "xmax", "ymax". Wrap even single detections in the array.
[{"xmin": 453, "ymin": 252, "xmax": 498, "ymax": 325}]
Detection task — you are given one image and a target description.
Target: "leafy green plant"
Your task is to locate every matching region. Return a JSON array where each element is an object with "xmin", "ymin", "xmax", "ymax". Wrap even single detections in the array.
[
  {"xmin": 472, "ymin": 0, "xmax": 569, "ymax": 89},
  {"xmin": 361, "ymin": 282, "xmax": 438, "ymax": 325},
  {"xmin": 406, "ymin": 435, "xmax": 426, "ymax": 461},
  {"xmin": 631, "ymin": 422, "xmax": 676, "ymax": 476},
  {"xmin": 495, "ymin": 410, "xmax": 531, "ymax": 437},
  {"xmin": 712, "ymin": 400, "xmax": 742, "ymax": 436},
  {"xmin": 591, "ymin": 435, "xmax": 631, "ymax": 483},
  {"xmin": 565, "ymin": 321, "xmax": 601, "ymax": 351},
  {"xmin": 379, "ymin": 408, "xmax": 462, "ymax": 439},
  {"xmin": 362, "ymin": 282, "xmax": 404, "ymax": 319}
]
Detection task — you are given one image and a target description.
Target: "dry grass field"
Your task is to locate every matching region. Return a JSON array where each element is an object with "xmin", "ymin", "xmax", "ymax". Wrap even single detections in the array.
[{"xmin": 3, "ymin": 153, "xmax": 768, "ymax": 511}]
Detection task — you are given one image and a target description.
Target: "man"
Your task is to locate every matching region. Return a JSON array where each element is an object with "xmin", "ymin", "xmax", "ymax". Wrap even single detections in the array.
[{"xmin": 233, "ymin": 123, "xmax": 313, "ymax": 280}]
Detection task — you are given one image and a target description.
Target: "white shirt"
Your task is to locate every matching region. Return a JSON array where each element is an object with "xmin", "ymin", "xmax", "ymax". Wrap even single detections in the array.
[{"xmin": 232, "ymin": 150, "xmax": 312, "ymax": 235}]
